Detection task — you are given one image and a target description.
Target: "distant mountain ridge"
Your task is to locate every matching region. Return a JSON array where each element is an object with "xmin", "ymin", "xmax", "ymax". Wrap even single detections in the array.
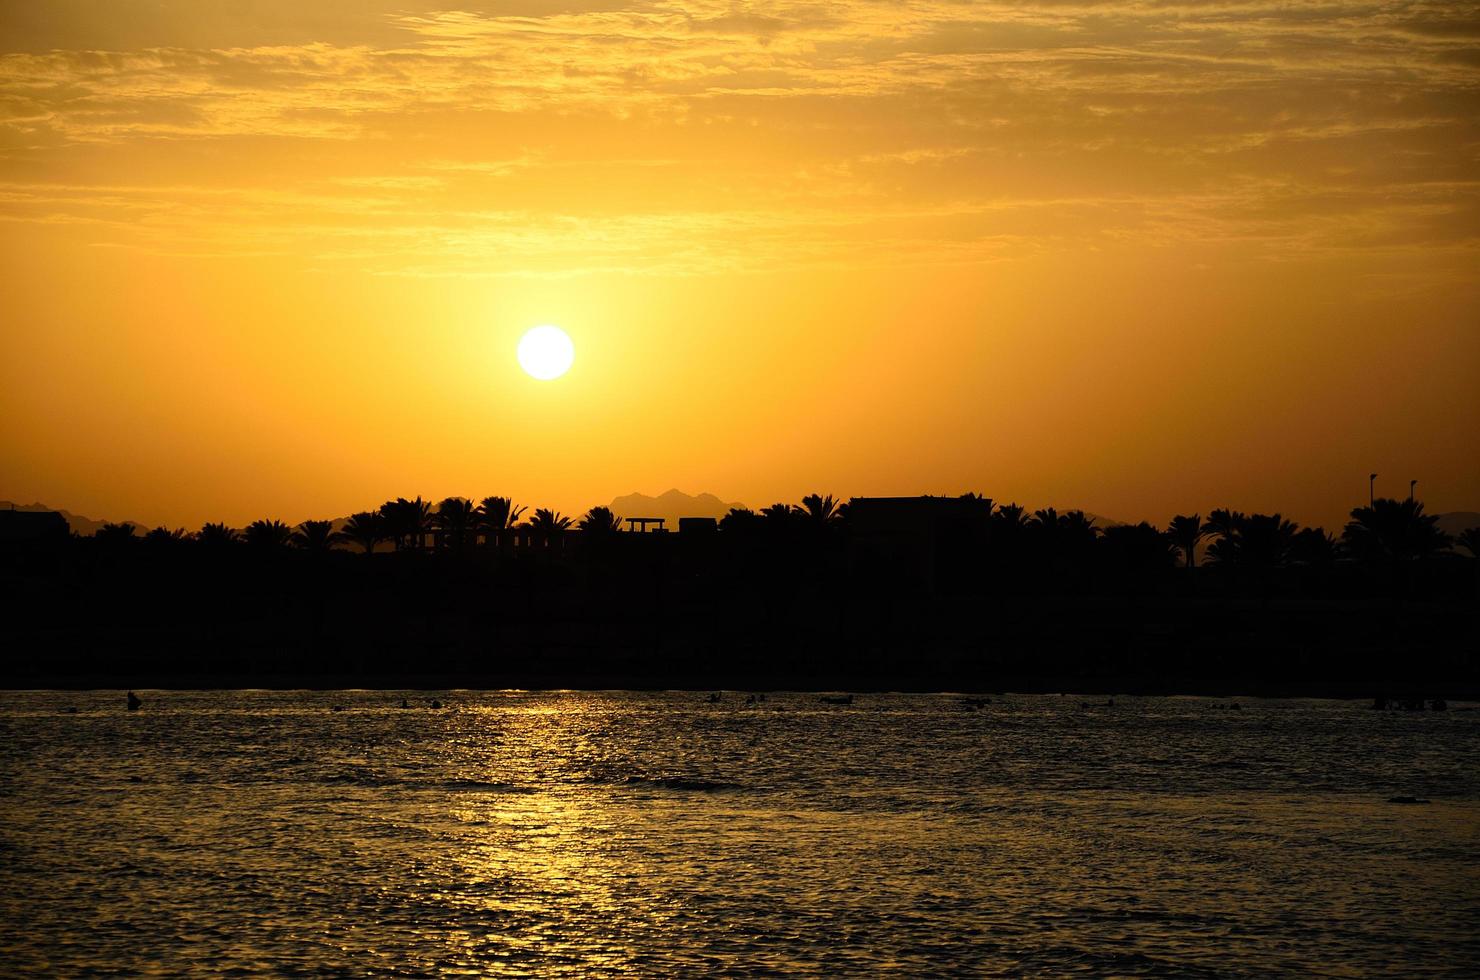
[
  {"xmin": 1437, "ymin": 512, "xmax": 1480, "ymax": 537},
  {"xmin": 607, "ymin": 489, "xmax": 747, "ymax": 527}
]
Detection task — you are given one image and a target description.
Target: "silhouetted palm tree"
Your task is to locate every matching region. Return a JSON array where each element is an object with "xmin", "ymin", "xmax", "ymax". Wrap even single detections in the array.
[
  {"xmin": 406, "ymin": 496, "xmax": 434, "ymax": 550},
  {"xmin": 339, "ymin": 512, "xmax": 385, "ymax": 555},
  {"xmin": 759, "ymin": 503, "xmax": 804, "ymax": 542},
  {"xmin": 476, "ymin": 496, "xmax": 526, "ymax": 549},
  {"xmin": 244, "ymin": 519, "xmax": 294, "ymax": 550},
  {"xmin": 989, "ymin": 503, "xmax": 1029, "ymax": 543},
  {"xmin": 433, "ymin": 497, "xmax": 477, "ymax": 552},
  {"xmin": 1342, "ymin": 498, "xmax": 1451, "ymax": 563},
  {"xmin": 1202, "ymin": 508, "xmax": 1246, "ymax": 565},
  {"xmin": 95, "ymin": 522, "xmax": 137, "ymax": 545},
  {"xmin": 800, "ymin": 493, "xmax": 841, "ymax": 525},
  {"xmin": 529, "ymin": 508, "xmax": 572, "ymax": 546},
  {"xmin": 579, "ymin": 506, "xmax": 623, "ymax": 536},
  {"xmin": 1028, "ymin": 508, "xmax": 1063, "ymax": 554},
  {"xmin": 1059, "ymin": 510, "xmax": 1098, "ymax": 543},
  {"xmin": 1047, "ymin": 510, "xmax": 1099, "ymax": 560},
  {"xmin": 719, "ymin": 507, "xmax": 759, "ymax": 533},
  {"xmin": 992, "ymin": 503, "xmax": 1030, "ymax": 533},
  {"xmin": 1290, "ymin": 527, "xmax": 1338, "ymax": 566},
  {"xmin": 960, "ymin": 492, "xmax": 994, "ymax": 515},
  {"xmin": 196, "ymin": 522, "xmax": 240, "ymax": 547},
  {"xmin": 577, "ymin": 507, "xmax": 623, "ymax": 566},
  {"xmin": 380, "ymin": 497, "xmax": 432, "ymax": 551},
  {"xmin": 378, "ymin": 499, "xmax": 408, "ymax": 550},
  {"xmin": 1024, "ymin": 508, "xmax": 1098, "ymax": 586},
  {"xmin": 1166, "ymin": 514, "xmax": 1204, "ymax": 569},
  {"xmin": 1237, "ymin": 513, "xmax": 1299, "ymax": 569},
  {"xmin": 141, "ymin": 526, "xmax": 188, "ymax": 551},
  {"xmin": 1198, "ymin": 510, "xmax": 1301, "ymax": 574},
  {"xmin": 292, "ymin": 520, "xmax": 339, "ymax": 552},
  {"xmin": 762, "ymin": 502, "xmax": 796, "ymax": 522}
]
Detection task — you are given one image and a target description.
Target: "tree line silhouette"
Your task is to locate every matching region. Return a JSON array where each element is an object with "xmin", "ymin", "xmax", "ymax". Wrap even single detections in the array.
[
  {"xmin": 6, "ymin": 489, "xmax": 1473, "ymax": 693},
  {"xmin": 81, "ymin": 492, "xmax": 1474, "ymax": 579}
]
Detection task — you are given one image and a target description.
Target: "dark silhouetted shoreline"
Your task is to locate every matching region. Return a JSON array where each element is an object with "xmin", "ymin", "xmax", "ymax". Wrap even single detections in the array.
[{"xmin": 3, "ymin": 493, "xmax": 1475, "ymax": 698}]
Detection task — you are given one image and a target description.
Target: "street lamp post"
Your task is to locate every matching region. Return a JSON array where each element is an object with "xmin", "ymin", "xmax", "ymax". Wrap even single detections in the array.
[
  {"xmin": 1410, "ymin": 479, "xmax": 1417, "ymax": 502},
  {"xmin": 1369, "ymin": 473, "xmax": 1377, "ymax": 507}
]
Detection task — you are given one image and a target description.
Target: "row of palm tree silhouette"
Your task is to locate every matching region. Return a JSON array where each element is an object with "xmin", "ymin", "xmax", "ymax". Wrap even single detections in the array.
[
  {"xmin": 176, "ymin": 494, "xmax": 850, "ymax": 554},
  {"xmin": 179, "ymin": 496, "xmax": 597, "ymax": 553},
  {"xmin": 1168, "ymin": 500, "xmax": 1468, "ymax": 567},
  {"xmin": 101, "ymin": 493, "xmax": 1475, "ymax": 565}
]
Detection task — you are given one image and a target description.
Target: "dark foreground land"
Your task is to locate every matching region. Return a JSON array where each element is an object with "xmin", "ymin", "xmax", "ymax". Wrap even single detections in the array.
[{"xmin": 3, "ymin": 529, "xmax": 1476, "ymax": 697}]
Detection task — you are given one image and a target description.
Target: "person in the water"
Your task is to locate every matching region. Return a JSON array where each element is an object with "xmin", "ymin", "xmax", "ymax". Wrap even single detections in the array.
[{"xmin": 126, "ymin": 691, "xmax": 141, "ymax": 711}]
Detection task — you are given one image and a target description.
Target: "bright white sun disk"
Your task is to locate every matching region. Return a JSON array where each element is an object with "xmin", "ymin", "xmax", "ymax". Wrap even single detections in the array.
[{"xmin": 517, "ymin": 325, "xmax": 574, "ymax": 380}]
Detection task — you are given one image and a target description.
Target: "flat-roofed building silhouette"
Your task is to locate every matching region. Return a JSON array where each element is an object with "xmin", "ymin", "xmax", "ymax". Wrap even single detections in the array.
[{"xmin": 0, "ymin": 509, "xmax": 70, "ymax": 545}]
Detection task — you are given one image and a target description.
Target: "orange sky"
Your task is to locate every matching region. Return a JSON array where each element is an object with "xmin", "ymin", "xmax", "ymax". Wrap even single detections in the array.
[{"xmin": 2, "ymin": 1, "xmax": 1477, "ymax": 531}]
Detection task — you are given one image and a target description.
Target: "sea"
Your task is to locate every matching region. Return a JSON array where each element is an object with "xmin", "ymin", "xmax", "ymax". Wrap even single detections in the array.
[{"xmin": 2, "ymin": 690, "xmax": 1477, "ymax": 976}]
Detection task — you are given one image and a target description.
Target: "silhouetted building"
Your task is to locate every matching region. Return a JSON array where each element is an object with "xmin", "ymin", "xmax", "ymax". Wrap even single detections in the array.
[
  {"xmin": 679, "ymin": 517, "xmax": 717, "ymax": 535},
  {"xmin": 0, "ymin": 509, "xmax": 69, "ymax": 545},
  {"xmin": 848, "ymin": 496, "xmax": 989, "ymax": 592},
  {"xmin": 626, "ymin": 517, "xmax": 666, "ymax": 533}
]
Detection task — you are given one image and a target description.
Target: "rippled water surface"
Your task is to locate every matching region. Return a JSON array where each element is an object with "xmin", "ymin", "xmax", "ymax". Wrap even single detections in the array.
[{"xmin": 3, "ymin": 691, "xmax": 1479, "ymax": 976}]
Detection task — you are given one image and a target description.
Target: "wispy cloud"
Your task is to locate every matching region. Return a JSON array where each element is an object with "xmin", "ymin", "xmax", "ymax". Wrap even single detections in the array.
[{"xmin": 0, "ymin": 0, "xmax": 1475, "ymax": 275}]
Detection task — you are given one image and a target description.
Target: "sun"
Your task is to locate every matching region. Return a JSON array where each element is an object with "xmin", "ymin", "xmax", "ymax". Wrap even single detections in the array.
[{"xmin": 517, "ymin": 325, "xmax": 574, "ymax": 380}]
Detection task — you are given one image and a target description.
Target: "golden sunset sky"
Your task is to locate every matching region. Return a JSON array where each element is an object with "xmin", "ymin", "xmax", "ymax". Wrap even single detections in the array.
[{"xmin": 2, "ymin": 1, "xmax": 1477, "ymax": 530}]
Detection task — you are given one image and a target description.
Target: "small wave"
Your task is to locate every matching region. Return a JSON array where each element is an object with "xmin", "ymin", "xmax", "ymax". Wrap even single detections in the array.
[
  {"xmin": 621, "ymin": 776, "xmax": 741, "ymax": 792},
  {"xmin": 315, "ymin": 773, "xmax": 532, "ymax": 793},
  {"xmin": 435, "ymin": 779, "xmax": 533, "ymax": 794},
  {"xmin": 318, "ymin": 771, "xmax": 392, "ymax": 787}
]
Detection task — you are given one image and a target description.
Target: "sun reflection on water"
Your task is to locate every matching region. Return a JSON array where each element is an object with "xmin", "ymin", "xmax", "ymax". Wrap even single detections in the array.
[{"xmin": 1, "ymin": 691, "xmax": 1477, "ymax": 976}]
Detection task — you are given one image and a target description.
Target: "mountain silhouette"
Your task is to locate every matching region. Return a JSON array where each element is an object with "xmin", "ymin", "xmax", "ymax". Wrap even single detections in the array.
[
  {"xmin": 608, "ymin": 489, "xmax": 747, "ymax": 528},
  {"xmin": 1437, "ymin": 511, "xmax": 1480, "ymax": 538}
]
